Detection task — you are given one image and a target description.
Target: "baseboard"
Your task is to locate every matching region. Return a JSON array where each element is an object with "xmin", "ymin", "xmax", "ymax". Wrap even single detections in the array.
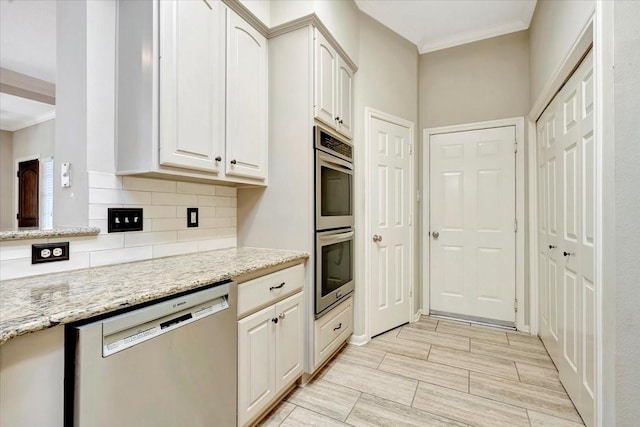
[
  {"xmin": 348, "ymin": 333, "xmax": 368, "ymax": 346},
  {"xmin": 413, "ymin": 309, "xmax": 423, "ymax": 322}
]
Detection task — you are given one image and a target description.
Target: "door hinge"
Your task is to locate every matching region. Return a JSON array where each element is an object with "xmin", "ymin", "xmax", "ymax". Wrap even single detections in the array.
[
  {"xmin": 16, "ymin": 213, "xmax": 19, "ymax": 220},
  {"xmin": 417, "ymin": 191, "xmax": 421, "ymax": 203},
  {"xmin": 408, "ymin": 215, "xmax": 412, "ymax": 226},
  {"xmin": 514, "ymin": 141, "xmax": 518, "ymax": 153},
  {"xmin": 409, "ymin": 144, "xmax": 413, "ymax": 155},
  {"xmin": 514, "ymin": 219, "xmax": 518, "ymax": 233},
  {"xmin": 16, "ymin": 171, "xmax": 19, "ymax": 178},
  {"xmin": 514, "ymin": 298, "xmax": 518, "ymax": 313}
]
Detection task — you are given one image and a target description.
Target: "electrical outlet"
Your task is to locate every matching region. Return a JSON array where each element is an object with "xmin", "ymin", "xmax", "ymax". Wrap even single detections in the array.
[
  {"xmin": 32, "ymin": 242, "xmax": 70, "ymax": 264},
  {"xmin": 187, "ymin": 207, "xmax": 199, "ymax": 228},
  {"xmin": 108, "ymin": 208, "xmax": 143, "ymax": 232}
]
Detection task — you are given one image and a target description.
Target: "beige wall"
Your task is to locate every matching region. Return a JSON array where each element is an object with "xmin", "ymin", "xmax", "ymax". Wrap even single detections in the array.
[
  {"xmin": 614, "ymin": 1, "xmax": 640, "ymax": 424},
  {"xmin": 0, "ymin": 130, "xmax": 14, "ymax": 230},
  {"xmin": 269, "ymin": 0, "xmax": 361, "ymax": 65},
  {"xmin": 529, "ymin": 0, "xmax": 594, "ymax": 108},
  {"xmin": 12, "ymin": 119, "xmax": 55, "ymax": 161},
  {"xmin": 354, "ymin": 12, "xmax": 419, "ymax": 331},
  {"xmin": 419, "ymin": 30, "xmax": 530, "ymax": 129}
]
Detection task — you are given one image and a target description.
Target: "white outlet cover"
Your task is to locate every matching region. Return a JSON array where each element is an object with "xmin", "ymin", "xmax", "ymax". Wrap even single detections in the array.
[
  {"xmin": 40, "ymin": 248, "xmax": 51, "ymax": 258},
  {"xmin": 52, "ymin": 247, "xmax": 63, "ymax": 257}
]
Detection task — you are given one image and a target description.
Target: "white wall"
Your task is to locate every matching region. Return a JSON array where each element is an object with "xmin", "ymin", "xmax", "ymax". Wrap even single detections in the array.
[
  {"xmin": 354, "ymin": 12, "xmax": 418, "ymax": 333},
  {"xmin": 0, "ymin": 131, "xmax": 13, "ymax": 230},
  {"xmin": 529, "ymin": 0, "xmax": 595, "ymax": 108},
  {"xmin": 1, "ymin": 172, "xmax": 237, "ymax": 281},
  {"xmin": 613, "ymin": 1, "xmax": 640, "ymax": 424}
]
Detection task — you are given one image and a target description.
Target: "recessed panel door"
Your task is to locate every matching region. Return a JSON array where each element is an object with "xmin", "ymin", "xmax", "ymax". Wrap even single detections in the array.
[
  {"xmin": 430, "ymin": 126, "xmax": 516, "ymax": 324},
  {"xmin": 370, "ymin": 116, "xmax": 413, "ymax": 337},
  {"xmin": 537, "ymin": 50, "xmax": 594, "ymax": 427}
]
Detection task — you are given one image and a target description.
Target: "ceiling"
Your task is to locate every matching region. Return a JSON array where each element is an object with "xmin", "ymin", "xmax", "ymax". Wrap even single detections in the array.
[
  {"xmin": 0, "ymin": 0, "xmax": 56, "ymax": 132},
  {"xmin": 355, "ymin": 0, "xmax": 537, "ymax": 54},
  {"xmin": 0, "ymin": 0, "xmax": 56, "ymax": 82},
  {"xmin": 0, "ymin": 92, "xmax": 55, "ymax": 132}
]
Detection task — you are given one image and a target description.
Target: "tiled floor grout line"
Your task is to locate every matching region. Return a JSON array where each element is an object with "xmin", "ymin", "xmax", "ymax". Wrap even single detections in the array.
[{"xmin": 340, "ymin": 390, "xmax": 362, "ymax": 425}]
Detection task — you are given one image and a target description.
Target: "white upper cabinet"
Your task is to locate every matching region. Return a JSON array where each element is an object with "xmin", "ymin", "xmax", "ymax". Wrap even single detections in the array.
[
  {"xmin": 116, "ymin": 1, "xmax": 267, "ymax": 185},
  {"xmin": 314, "ymin": 30, "xmax": 337, "ymax": 128},
  {"xmin": 159, "ymin": 0, "xmax": 223, "ymax": 173},
  {"xmin": 226, "ymin": 10, "xmax": 268, "ymax": 180},
  {"xmin": 336, "ymin": 55, "xmax": 354, "ymax": 138},
  {"xmin": 313, "ymin": 28, "xmax": 354, "ymax": 139}
]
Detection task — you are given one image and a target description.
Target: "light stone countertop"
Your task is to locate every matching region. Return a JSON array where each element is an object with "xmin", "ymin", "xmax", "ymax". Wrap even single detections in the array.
[
  {"xmin": 0, "ymin": 247, "xmax": 308, "ymax": 345},
  {"xmin": 0, "ymin": 226, "xmax": 101, "ymax": 241}
]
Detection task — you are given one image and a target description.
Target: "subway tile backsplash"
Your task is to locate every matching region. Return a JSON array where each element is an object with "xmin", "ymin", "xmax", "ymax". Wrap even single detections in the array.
[{"xmin": 0, "ymin": 172, "xmax": 238, "ymax": 281}]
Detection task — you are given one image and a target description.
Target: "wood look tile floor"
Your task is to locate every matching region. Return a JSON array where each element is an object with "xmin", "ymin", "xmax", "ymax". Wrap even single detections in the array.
[{"xmin": 258, "ymin": 316, "xmax": 584, "ymax": 427}]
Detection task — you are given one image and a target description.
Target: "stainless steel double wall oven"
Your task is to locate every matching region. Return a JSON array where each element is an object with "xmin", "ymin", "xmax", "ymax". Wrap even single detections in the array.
[{"xmin": 314, "ymin": 124, "xmax": 354, "ymax": 317}]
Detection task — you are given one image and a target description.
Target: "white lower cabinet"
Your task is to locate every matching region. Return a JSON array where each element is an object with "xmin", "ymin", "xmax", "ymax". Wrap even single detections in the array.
[
  {"xmin": 314, "ymin": 296, "xmax": 353, "ymax": 368},
  {"xmin": 237, "ymin": 266, "xmax": 304, "ymax": 427}
]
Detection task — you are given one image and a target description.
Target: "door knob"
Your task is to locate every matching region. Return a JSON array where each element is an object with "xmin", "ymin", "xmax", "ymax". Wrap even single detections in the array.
[
  {"xmin": 432, "ymin": 231, "xmax": 439, "ymax": 239},
  {"xmin": 563, "ymin": 251, "xmax": 572, "ymax": 257},
  {"xmin": 230, "ymin": 159, "xmax": 237, "ymax": 165},
  {"xmin": 372, "ymin": 235, "xmax": 382, "ymax": 242},
  {"xmin": 215, "ymin": 156, "xmax": 222, "ymax": 162},
  {"xmin": 549, "ymin": 245, "xmax": 556, "ymax": 249}
]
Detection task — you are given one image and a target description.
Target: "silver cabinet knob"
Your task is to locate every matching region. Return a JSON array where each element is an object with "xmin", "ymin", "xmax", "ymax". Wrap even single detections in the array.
[
  {"xmin": 372, "ymin": 234, "xmax": 382, "ymax": 242},
  {"xmin": 279, "ymin": 312, "xmax": 286, "ymax": 320},
  {"xmin": 432, "ymin": 231, "xmax": 440, "ymax": 239}
]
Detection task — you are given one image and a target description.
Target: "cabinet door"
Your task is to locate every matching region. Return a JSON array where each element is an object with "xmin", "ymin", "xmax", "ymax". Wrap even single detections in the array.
[
  {"xmin": 274, "ymin": 292, "xmax": 304, "ymax": 392},
  {"xmin": 159, "ymin": 0, "xmax": 223, "ymax": 172},
  {"xmin": 238, "ymin": 305, "xmax": 275, "ymax": 427},
  {"xmin": 226, "ymin": 10, "xmax": 267, "ymax": 180},
  {"xmin": 336, "ymin": 56, "xmax": 353, "ymax": 139},
  {"xmin": 314, "ymin": 29, "xmax": 337, "ymax": 128}
]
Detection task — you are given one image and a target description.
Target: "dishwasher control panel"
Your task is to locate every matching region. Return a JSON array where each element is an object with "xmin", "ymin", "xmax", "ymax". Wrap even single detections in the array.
[{"xmin": 101, "ymin": 288, "xmax": 229, "ymax": 357}]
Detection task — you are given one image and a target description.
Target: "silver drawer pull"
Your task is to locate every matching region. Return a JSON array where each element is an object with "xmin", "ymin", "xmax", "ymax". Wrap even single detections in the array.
[
  {"xmin": 333, "ymin": 322, "xmax": 342, "ymax": 331},
  {"xmin": 269, "ymin": 282, "xmax": 285, "ymax": 291}
]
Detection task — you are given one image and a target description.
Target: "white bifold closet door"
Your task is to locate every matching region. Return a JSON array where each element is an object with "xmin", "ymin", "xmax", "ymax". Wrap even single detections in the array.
[{"xmin": 537, "ymin": 50, "xmax": 595, "ymax": 427}]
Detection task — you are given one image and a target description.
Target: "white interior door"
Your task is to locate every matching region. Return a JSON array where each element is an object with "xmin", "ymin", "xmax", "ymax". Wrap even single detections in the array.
[
  {"xmin": 430, "ymin": 126, "xmax": 516, "ymax": 324},
  {"xmin": 369, "ymin": 115, "xmax": 413, "ymax": 337},
  {"xmin": 537, "ymin": 50, "xmax": 594, "ymax": 427}
]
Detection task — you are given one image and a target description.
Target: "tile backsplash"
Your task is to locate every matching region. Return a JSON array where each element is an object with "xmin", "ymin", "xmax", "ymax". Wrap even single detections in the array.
[{"xmin": 0, "ymin": 172, "xmax": 237, "ymax": 281}]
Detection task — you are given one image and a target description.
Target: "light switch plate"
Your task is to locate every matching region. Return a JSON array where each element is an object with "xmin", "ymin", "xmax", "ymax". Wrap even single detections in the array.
[
  {"xmin": 108, "ymin": 208, "xmax": 143, "ymax": 232},
  {"xmin": 187, "ymin": 207, "xmax": 198, "ymax": 228}
]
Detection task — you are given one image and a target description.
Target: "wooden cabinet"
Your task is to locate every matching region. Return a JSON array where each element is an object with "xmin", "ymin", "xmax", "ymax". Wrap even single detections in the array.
[
  {"xmin": 313, "ymin": 29, "xmax": 354, "ymax": 139},
  {"xmin": 226, "ymin": 10, "xmax": 268, "ymax": 180},
  {"xmin": 237, "ymin": 266, "xmax": 304, "ymax": 427},
  {"xmin": 116, "ymin": 1, "xmax": 267, "ymax": 185}
]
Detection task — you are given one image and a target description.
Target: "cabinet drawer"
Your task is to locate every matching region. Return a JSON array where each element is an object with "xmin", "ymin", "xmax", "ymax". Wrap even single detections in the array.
[
  {"xmin": 238, "ymin": 264, "xmax": 304, "ymax": 318},
  {"xmin": 314, "ymin": 296, "xmax": 353, "ymax": 368}
]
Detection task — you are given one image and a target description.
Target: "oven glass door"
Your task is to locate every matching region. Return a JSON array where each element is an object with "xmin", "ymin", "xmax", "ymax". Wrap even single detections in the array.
[
  {"xmin": 316, "ymin": 152, "xmax": 354, "ymax": 230},
  {"xmin": 316, "ymin": 229, "xmax": 354, "ymax": 315}
]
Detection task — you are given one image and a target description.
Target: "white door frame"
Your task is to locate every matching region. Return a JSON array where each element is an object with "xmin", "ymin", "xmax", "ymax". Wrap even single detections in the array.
[
  {"xmin": 527, "ymin": 6, "xmax": 613, "ymax": 425},
  {"xmin": 422, "ymin": 117, "xmax": 526, "ymax": 330},
  {"xmin": 362, "ymin": 107, "xmax": 415, "ymax": 342}
]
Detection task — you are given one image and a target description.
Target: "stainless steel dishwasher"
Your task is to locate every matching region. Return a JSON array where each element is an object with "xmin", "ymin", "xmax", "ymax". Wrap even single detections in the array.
[{"xmin": 67, "ymin": 281, "xmax": 237, "ymax": 427}]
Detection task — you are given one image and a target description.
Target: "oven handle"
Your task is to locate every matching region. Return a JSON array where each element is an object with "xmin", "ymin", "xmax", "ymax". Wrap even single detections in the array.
[
  {"xmin": 318, "ymin": 230, "xmax": 355, "ymax": 243},
  {"xmin": 318, "ymin": 152, "xmax": 353, "ymax": 173}
]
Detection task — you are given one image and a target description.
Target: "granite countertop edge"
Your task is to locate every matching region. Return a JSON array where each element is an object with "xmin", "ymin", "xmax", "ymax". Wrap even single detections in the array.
[
  {"xmin": 0, "ymin": 226, "xmax": 102, "ymax": 241},
  {"xmin": 0, "ymin": 247, "xmax": 309, "ymax": 345}
]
